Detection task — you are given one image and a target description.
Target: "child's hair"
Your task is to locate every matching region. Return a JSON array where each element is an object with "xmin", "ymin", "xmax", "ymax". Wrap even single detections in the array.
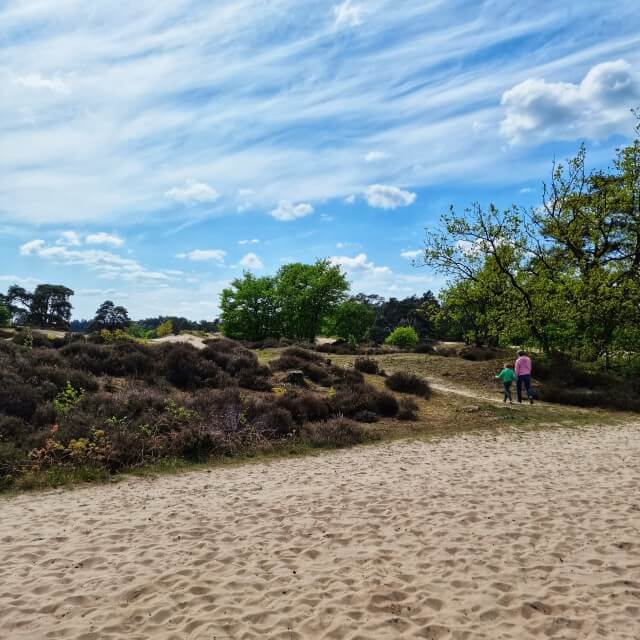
[
  {"xmin": 517, "ymin": 350, "xmax": 526, "ymax": 356},
  {"xmin": 504, "ymin": 363, "xmax": 512, "ymax": 369}
]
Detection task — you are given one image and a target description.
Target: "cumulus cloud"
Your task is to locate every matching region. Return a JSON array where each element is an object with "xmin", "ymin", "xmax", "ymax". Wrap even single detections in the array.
[
  {"xmin": 239, "ymin": 252, "xmax": 264, "ymax": 269},
  {"xmin": 238, "ymin": 238, "xmax": 260, "ymax": 245},
  {"xmin": 56, "ymin": 231, "xmax": 82, "ymax": 246},
  {"xmin": 344, "ymin": 195, "xmax": 356, "ymax": 204},
  {"xmin": 85, "ymin": 232, "xmax": 124, "ymax": 247},
  {"xmin": 176, "ymin": 249, "xmax": 226, "ymax": 262},
  {"xmin": 364, "ymin": 150, "xmax": 389, "ymax": 162},
  {"xmin": 333, "ymin": 1, "xmax": 363, "ymax": 27},
  {"xmin": 365, "ymin": 185, "xmax": 416, "ymax": 209},
  {"xmin": 165, "ymin": 179, "xmax": 220, "ymax": 204},
  {"xmin": 401, "ymin": 249, "xmax": 421, "ymax": 259},
  {"xmin": 19, "ymin": 239, "xmax": 172, "ymax": 283},
  {"xmin": 270, "ymin": 200, "xmax": 314, "ymax": 222},
  {"xmin": 330, "ymin": 253, "xmax": 392, "ymax": 275},
  {"xmin": 500, "ymin": 59, "xmax": 639, "ymax": 143}
]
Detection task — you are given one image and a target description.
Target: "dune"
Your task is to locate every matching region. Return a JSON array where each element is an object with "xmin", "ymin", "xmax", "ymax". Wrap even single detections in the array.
[{"xmin": 1, "ymin": 422, "xmax": 639, "ymax": 639}]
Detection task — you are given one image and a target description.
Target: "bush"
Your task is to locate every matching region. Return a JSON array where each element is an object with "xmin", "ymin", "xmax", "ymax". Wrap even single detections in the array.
[
  {"xmin": 459, "ymin": 346, "xmax": 502, "ymax": 361},
  {"xmin": 354, "ymin": 357, "xmax": 379, "ymax": 374},
  {"xmin": 0, "ymin": 441, "xmax": 24, "ymax": 490},
  {"xmin": 414, "ymin": 343, "xmax": 436, "ymax": 354},
  {"xmin": 0, "ymin": 382, "xmax": 41, "ymax": 419},
  {"xmin": 385, "ymin": 372, "xmax": 431, "ymax": 398},
  {"xmin": 302, "ymin": 418, "xmax": 377, "ymax": 448},
  {"xmin": 398, "ymin": 398, "xmax": 419, "ymax": 421},
  {"xmin": 371, "ymin": 390, "xmax": 399, "ymax": 417},
  {"xmin": 384, "ymin": 326, "xmax": 419, "ymax": 349}
]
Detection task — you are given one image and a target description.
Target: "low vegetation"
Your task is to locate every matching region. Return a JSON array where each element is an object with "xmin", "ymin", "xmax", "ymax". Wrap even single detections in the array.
[
  {"xmin": 0, "ymin": 337, "xmax": 416, "ymax": 492},
  {"xmin": 384, "ymin": 371, "xmax": 432, "ymax": 398}
]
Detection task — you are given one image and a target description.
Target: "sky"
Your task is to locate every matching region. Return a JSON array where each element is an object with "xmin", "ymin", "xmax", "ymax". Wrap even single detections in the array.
[{"xmin": 1, "ymin": 0, "xmax": 640, "ymax": 321}]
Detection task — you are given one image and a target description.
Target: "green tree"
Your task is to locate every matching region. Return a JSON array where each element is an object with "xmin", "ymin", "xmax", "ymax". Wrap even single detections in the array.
[
  {"xmin": 156, "ymin": 319, "xmax": 174, "ymax": 337},
  {"xmin": 324, "ymin": 299, "xmax": 376, "ymax": 343},
  {"xmin": 220, "ymin": 274, "xmax": 280, "ymax": 341},
  {"xmin": 0, "ymin": 301, "xmax": 10, "ymax": 327},
  {"xmin": 276, "ymin": 260, "xmax": 349, "ymax": 342},
  {"xmin": 89, "ymin": 300, "xmax": 131, "ymax": 332}
]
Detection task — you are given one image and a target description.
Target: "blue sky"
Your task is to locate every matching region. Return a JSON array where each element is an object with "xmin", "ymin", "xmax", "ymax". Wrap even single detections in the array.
[{"xmin": 1, "ymin": 0, "xmax": 639, "ymax": 320}]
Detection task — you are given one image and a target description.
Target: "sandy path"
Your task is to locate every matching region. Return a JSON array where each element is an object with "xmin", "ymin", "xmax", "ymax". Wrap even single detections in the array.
[{"xmin": 2, "ymin": 424, "xmax": 640, "ymax": 640}]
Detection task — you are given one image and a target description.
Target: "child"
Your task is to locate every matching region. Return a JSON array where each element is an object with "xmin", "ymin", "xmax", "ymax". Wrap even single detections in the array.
[{"xmin": 495, "ymin": 363, "xmax": 516, "ymax": 403}]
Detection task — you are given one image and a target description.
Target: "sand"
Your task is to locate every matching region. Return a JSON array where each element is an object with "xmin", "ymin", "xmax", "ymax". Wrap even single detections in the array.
[{"xmin": 2, "ymin": 423, "xmax": 639, "ymax": 640}]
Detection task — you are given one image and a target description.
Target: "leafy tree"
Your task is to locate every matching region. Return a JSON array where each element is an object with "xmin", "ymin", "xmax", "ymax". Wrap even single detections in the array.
[
  {"xmin": 419, "ymin": 113, "xmax": 640, "ymax": 369},
  {"xmin": 89, "ymin": 300, "xmax": 131, "ymax": 332},
  {"xmin": 275, "ymin": 260, "xmax": 349, "ymax": 342},
  {"xmin": 0, "ymin": 301, "xmax": 10, "ymax": 327},
  {"xmin": 220, "ymin": 274, "xmax": 280, "ymax": 341},
  {"xmin": 324, "ymin": 299, "xmax": 376, "ymax": 343},
  {"xmin": 384, "ymin": 326, "xmax": 419, "ymax": 348},
  {"xmin": 367, "ymin": 292, "xmax": 440, "ymax": 343},
  {"xmin": 4, "ymin": 284, "xmax": 74, "ymax": 329},
  {"xmin": 156, "ymin": 319, "xmax": 174, "ymax": 337}
]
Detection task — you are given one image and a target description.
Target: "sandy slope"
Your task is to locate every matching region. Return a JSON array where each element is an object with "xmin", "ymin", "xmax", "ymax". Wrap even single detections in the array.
[{"xmin": 2, "ymin": 423, "xmax": 640, "ymax": 640}]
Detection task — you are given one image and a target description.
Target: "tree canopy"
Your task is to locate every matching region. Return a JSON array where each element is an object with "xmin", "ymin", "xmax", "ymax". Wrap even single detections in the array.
[
  {"xmin": 420, "ymin": 115, "xmax": 640, "ymax": 370},
  {"xmin": 3, "ymin": 284, "xmax": 74, "ymax": 329}
]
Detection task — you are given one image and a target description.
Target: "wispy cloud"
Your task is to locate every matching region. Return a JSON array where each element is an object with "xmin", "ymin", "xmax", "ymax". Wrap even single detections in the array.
[
  {"xmin": 85, "ymin": 232, "xmax": 124, "ymax": 247},
  {"xmin": 2, "ymin": 2, "xmax": 639, "ymax": 226},
  {"xmin": 19, "ymin": 239, "xmax": 172, "ymax": 283},
  {"xmin": 176, "ymin": 249, "xmax": 226, "ymax": 262},
  {"xmin": 238, "ymin": 238, "xmax": 260, "ymax": 245}
]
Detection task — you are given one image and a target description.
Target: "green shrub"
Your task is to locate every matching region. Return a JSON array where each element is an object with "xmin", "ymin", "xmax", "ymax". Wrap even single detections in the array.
[{"xmin": 384, "ymin": 326, "xmax": 419, "ymax": 349}]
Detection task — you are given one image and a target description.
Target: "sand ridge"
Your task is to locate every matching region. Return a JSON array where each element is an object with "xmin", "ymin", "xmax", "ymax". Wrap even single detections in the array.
[{"xmin": 1, "ymin": 423, "xmax": 640, "ymax": 639}]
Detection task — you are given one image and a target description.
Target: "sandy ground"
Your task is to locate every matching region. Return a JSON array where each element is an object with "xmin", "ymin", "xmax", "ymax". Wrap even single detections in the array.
[{"xmin": 2, "ymin": 424, "xmax": 640, "ymax": 640}]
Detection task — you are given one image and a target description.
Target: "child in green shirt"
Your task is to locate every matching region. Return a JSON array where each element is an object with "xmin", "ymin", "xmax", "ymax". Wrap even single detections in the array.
[{"xmin": 496, "ymin": 364, "xmax": 516, "ymax": 403}]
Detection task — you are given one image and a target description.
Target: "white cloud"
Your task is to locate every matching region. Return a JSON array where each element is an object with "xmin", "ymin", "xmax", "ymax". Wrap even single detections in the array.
[
  {"xmin": 239, "ymin": 252, "xmax": 264, "ymax": 269},
  {"xmin": 334, "ymin": 1, "xmax": 364, "ymax": 28},
  {"xmin": 238, "ymin": 238, "xmax": 260, "ymax": 245},
  {"xmin": 165, "ymin": 179, "xmax": 220, "ymax": 204},
  {"xmin": 14, "ymin": 72, "xmax": 71, "ymax": 95},
  {"xmin": 270, "ymin": 200, "xmax": 314, "ymax": 222},
  {"xmin": 364, "ymin": 150, "xmax": 389, "ymax": 162},
  {"xmin": 85, "ymin": 232, "xmax": 124, "ymax": 247},
  {"xmin": 336, "ymin": 242, "xmax": 361, "ymax": 249},
  {"xmin": 330, "ymin": 253, "xmax": 391, "ymax": 275},
  {"xmin": 176, "ymin": 249, "xmax": 227, "ymax": 262},
  {"xmin": 519, "ymin": 187, "xmax": 533, "ymax": 193},
  {"xmin": 401, "ymin": 249, "xmax": 421, "ymax": 259},
  {"xmin": 19, "ymin": 239, "xmax": 46, "ymax": 255},
  {"xmin": 19, "ymin": 239, "xmax": 172, "ymax": 283},
  {"xmin": 500, "ymin": 59, "xmax": 639, "ymax": 143},
  {"xmin": 56, "ymin": 231, "xmax": 82, "ymax": 246},
  {"xmin": 365, "ymin": 184, "xmax": 417, "ymax": 210},
  {"xmin": 344, "ymin": 195, "xmax": 356, "ymax": 204}
]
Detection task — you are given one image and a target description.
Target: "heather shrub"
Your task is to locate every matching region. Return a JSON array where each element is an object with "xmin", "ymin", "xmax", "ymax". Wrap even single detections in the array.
[
  {"xmin": 354, "ymin": 357, "xmax": 379, "ymax": 374},
  {"xmin": 274, "ymin": 391, "xmax": 332, "ymax": 423},
  {"xmin": 0, "ymin": 441, "xmax": 24, "ymax": 490},
  {"xmin": 385, "ymin": 372, "xmax": 431, "ymax": 398},
  {"xmin": 353, "ymin": 410, "xmax": 379, "ymax": 423},
  {"xmin": 414, "ymin": 343, "xmax": 436, "ymax": 354},
  {"xmin": 371, "ymin": 390, "xmax": 399, "ymax": 417},
  {"xmin": 398, "ymin": 397, "xmax": 419, "ymax": 420},
  {"xmin": 0, "ymin": 416, "xmax": 28, "ymax": 443},
  {"xmin": 302, "ymin": 418, "xmax": 377, "ymax": 448},
  {"xmin": 0, "ymin": 382, "xmax": 41, "ymax": 419},
  {"xmin": 384, "ymin": 326, "xmax": 419, "ymax": 349},
  {"xmin": 331, "ymin": 367, "xmax": 365, "ymax": 386}
]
